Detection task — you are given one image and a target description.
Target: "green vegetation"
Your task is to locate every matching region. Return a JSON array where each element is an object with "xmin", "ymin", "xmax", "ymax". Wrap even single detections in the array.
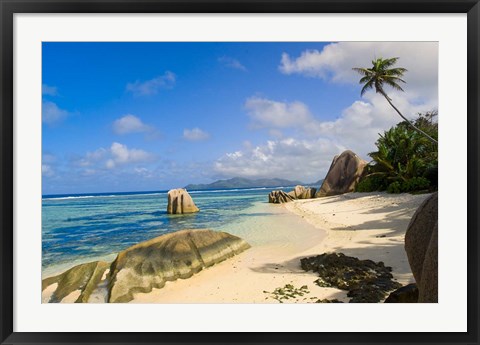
[
  {"xmin": 356, "ymin": 111, "xmax": 438, "ymax": 194},
  {"xmin": 353, "ymin": 57, "xmax": 437, "ymax": 145},
  {"xmin": 263, "ymin": 284, "xmax": 310, "ymax": 303}
]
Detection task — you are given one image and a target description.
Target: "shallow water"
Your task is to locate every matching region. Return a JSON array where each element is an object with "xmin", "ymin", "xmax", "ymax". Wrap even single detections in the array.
[{"xmin": 42, "ymin": 187, "xmax": 324, "ymax": 277}]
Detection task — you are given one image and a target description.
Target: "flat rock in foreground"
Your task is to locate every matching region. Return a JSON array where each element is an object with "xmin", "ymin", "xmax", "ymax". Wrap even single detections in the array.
[{"xmin": 108, "ymin": 229, "xmax": 250, "ymax": 303}]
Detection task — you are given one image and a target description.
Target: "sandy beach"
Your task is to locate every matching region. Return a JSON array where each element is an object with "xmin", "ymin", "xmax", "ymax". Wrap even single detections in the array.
[{"xmin": 129, "ymin": 192, "xmax": 431, "ymax": 303}]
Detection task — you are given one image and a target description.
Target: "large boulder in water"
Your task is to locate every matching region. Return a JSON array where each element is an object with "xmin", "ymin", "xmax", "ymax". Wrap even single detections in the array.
[
  {"xmin": 287, "ymin": 185, "xmax": 317, "ymax": 200},
  {"xmin": 167, "ymin": 188, "xmax": 199, "ymax": 214},
  {"xmin": 405, "ymin": 193, "xmax": 438, "ymax": 302},
  {"xmin": 107, "ymin": 229, "xmax": 250, "ymax": 303},
  {"xmin": 315, "ymin": 150, "xmax": 367, "ymax": 197},
  {"xmin": 42, "ymin": 261, "xmax": 109, "ymax": 303},
  {"xmin": 268, "ymin": 190, "xmax": 295, "ymax": 204}
]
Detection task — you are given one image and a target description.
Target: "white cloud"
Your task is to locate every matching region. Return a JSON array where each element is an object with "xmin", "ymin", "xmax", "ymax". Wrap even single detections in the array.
[
  {"xmin": 107, "ymin": 142, "xmax": 153, "ymax": 168},
  {"xmin": 42, "ymin": 84, "xmax": 58, "ymax": 96},
  {"xmin": 42, "ymin": 164, "xmax": 55, "ymax": 177},
  {"xmin": 215, "ymin": 138, "xmax": 344, "ymax": 182},
  {"xmin": 217, "ymin": 85, "xmax": 437, "ymax": 181},
  {"xmin": 218, "ymin": 56, "xmax": 247, "ymax": 71},
  {"xmin": 113, "ymin": 114, "xmax": 152, "ymax": 135},
  {"xmin": 42, "ymin": 153, "xmax": 56, "ymax": 164},
  {"xmin": 245, "ymin": 96, "xmax": 318, "ymax": 132},
  {"xmin": 81, "ymin": 169, "xmax": 97, "ymax": 176},
  {"xmin": 75, "ymin": 143, "xmax": 154, "ymax": 170},
  {"xmin": 279, "ymin": 42, "xmax": 438, "ymax": 101},
  {"xmin": 126, "ymin": 71, "xmax": 176, "ymax": 96},
  {"xmin": 76, "ymin": 148, "xmax": 107, "ymax": 167},
  {"xmin": 311, "ymin": 91, "xmax": 438, "ymax": 157},
  {"xmin": 183, "ymin": 128, "xmax": 210, "ymax": 141},
  {"xmin": 42, "ymin": 101, "xmax": 69, "ymax": 125},
  {"xmin": 256, "ymin": 41, "xmax": 439, "ymax": 172}
]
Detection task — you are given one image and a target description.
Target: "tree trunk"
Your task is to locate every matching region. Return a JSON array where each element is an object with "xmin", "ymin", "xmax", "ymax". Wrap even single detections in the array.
[{"xmin": 380, "ymin": 91, "xmax": 438, "ymax": 145}]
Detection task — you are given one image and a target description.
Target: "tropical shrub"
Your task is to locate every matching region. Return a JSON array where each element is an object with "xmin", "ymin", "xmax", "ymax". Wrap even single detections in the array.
[
  {"xmin": 385, "ymin": 177, "xmax": 431, "ymax": 194},
  {"xmin": 387, "ymin": 181, "xmax": 403, "ymax": 194},
  {"xmin": 355, "ymin": 174, "xmax": 389, "ymax": 192},
  {"xmin": 402, "ymin": 176, "xmax": 431, "ymax": 192},
  {"xmin": 357, "ymin": 111, "xmax": 438, "ymax": 194}
]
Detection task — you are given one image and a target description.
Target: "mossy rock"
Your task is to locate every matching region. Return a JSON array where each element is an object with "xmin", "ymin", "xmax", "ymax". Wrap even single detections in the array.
[
  {"xmin": 301, "ymin": 253, "xmax": 401, "ymax": 303},
  {"xmin": 42, "ymin": 261, "xmax": 109, "ymax": 303},
  {"xmin": 108, "ymin": 229, "xmax": 250, "ymax": 303}
]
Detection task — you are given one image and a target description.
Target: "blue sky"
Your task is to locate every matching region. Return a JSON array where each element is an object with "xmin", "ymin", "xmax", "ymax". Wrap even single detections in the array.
[{"xmin": 42, "ymin": 42, "xmax": 438, "ymax": 194}]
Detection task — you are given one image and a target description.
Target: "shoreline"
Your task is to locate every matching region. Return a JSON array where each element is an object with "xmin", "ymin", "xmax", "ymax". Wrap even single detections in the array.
[
  {"xmin": 284, "ymin": 192, "xmax": 432, "ymax": 285},
  {"xmin": 130, "ymin": 192, "xmax": 431, "ymax": 303},
  {"xmin": 43, "ymin": 192, "xmax": 431, "ymax": 303}
]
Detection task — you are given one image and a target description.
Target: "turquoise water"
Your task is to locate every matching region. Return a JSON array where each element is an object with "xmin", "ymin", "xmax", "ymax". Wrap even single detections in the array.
[{"xmin": 42, "ymin": 187, "xmax": 295, "ymax": 274}]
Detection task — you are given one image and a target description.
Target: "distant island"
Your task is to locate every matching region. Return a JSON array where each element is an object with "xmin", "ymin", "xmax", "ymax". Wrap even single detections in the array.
[{"xmin": 184, "ymin": 177, "xmax": 323, "ymax": 191}]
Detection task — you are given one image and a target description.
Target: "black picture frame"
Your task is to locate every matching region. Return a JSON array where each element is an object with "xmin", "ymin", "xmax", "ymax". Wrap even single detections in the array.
[{"xmin": 1, "ymin": 1, "xmax": 479, "ymax": 344}]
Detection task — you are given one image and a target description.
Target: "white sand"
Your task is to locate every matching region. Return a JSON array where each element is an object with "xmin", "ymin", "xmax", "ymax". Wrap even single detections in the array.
[
  {"xmin": 131, "ymin": 192, "xmax": 431, "ymax": 303},
  {"xmin": 61, "ymin": 290, "xmax": 82, "ymax": 303},
  {"xmin": 42, "ymin": 283, "xmax": 58, "ymax": 303},
  {"xmin": 285, "ymin": 192, "xmax": 431, "ymax": 285}
]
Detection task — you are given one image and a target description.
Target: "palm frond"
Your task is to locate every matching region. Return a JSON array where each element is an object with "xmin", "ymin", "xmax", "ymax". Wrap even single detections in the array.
[
  {"xmin": 385, "ymin": 76, "xmax": 407, "ymax": 84},
  {"xmin": 352, "ymin": 67, "xmax": 372, "ymax": 76},
  {"xmin": 386, "ymin": 67, "xmax": 407, "ymax": 76},
  {"xmin": 381, "ymin": 57, "xmax": 400, "ymax": 69},
  {"xmin": 360, "ymin": 79, "xmax": 375, "ymax": 96},
  {"xmin": 359, "ymin": 76, "xmax": 372, "ymax": 84},
  {"xmin": 384, "ymin": 79, "xmax": 405, "ymax": 92}
]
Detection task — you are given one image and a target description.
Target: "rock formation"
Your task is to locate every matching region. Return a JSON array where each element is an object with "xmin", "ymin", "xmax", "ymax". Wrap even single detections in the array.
[
  {"xmin": 404, "ymin": 193, "xmax": 438, "ymax": 302},
  {"xmin": 42, "ymin": 230, "xmax": 250, "ymax": 303},
  {"xmin": 315, "ymin": 150, "xmax": 367, "ymax": 197},
  {"xmin": 107, "ymin": 229, "xmax": 250, "ymax": 303},
  {"xmin": 300, "ymin": 252, "xmax": 401, "ymax": 303},
  {"xmin": 167, "ymin": 188, "xmax": 199, "ymax": 214},
  {"xmin": 384, "ymin": 283, "xmax": 419, "ymax": 303},
  {"xmin": 42, "ymin": 261, "xmax": 109, "ymax": 303},
  {"xmin": 268, "ymin": 185, "xmax": 316, "ymax": 204},
  {"xmin": 287, "ymin": 185, "xmax": 317, "ymax": 200},
  {"xmin": 268, "ymin": 190, "xmax": 296, "ymax": 204}
]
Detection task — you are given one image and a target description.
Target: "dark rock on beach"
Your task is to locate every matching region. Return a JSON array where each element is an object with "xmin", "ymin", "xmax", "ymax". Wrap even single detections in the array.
[
  {"xmin": 384, "ymin": 283, "xmax": 419, "ymax": 303},
  {"xmin": 107, "ymin": 229, "xmax": 250, "ymax": 303},
  {"xmin": 315, "ymin": 298, "xmax": 344, "ymax": 303},
  {"xmin": 300, "ymin": 252, "xmax": 401, "ymax": 303},
  {"xmin": 405, "ymin": 192, "xmax": 438, "ymax": 302},
  {"xmin": 315, "ymin": 150, "xmax": 367, "ymax": 197}
]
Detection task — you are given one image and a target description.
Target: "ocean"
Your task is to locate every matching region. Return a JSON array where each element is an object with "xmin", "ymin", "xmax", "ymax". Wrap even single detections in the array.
[{"xmin": 42, "ymin": 187, "xmax": 320, "ymax": 277}]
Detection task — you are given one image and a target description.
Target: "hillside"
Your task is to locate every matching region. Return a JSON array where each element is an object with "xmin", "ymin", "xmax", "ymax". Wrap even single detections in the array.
[{"xmin": 184, "ymin": 177, "xmax": 316, "ymax": 191}]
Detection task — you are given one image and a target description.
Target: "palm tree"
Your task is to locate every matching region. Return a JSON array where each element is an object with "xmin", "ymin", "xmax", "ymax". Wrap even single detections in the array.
[{"xmin": 353, "ymin": 57, "xmax": 438, "ymax": 144}]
